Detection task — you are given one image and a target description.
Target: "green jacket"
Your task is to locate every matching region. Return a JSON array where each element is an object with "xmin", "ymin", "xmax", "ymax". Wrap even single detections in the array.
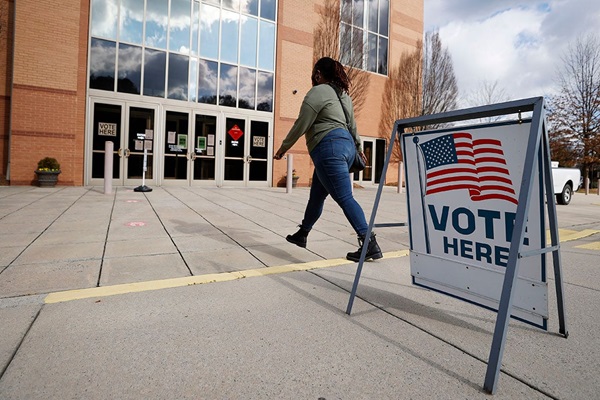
[{"xmin": 279, "ymin": 83, "xmax": 362, "ymax": 154}]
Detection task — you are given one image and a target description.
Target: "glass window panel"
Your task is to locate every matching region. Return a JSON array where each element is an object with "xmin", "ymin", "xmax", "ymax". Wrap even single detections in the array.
[
  {"xmin": 219, "ymin": 63, "xmax": 238, "ymax": 107},
  {"xmin": 90, "ymin": 38, "xmax": 116, "ymax": 91},
  {"xmin": 367, "ymin": 0, "xmax": 378, "ymax": 33},
  {"xmin": 117, "ymin": 43, "xmax": 142, "ymax": 94},
  {"xmin": 120, "ymin": 0, "xmax": 143, "ymax": 44},
  {"xmin": 240, "ymin": 16, "xmax": 258, "ymax": 67},
  {"xmin": 260, "ymin": 0, "xmax": 276, "ymax": 21},
  {"xmin": 169, "ymin": 0, "xmax": 191, "ymax": 54},
  {"xmin": 341, "ymin": 0, "xmax": 352, "ymax": 24},
  {"xmin": 378, "ymin": 36, "xmax": 388, "ymax": 75},
  {"xmin": 353, "ymin": 0, "xmax": 364, "ymax": 27},
  {"xmin": 168, "ymin": 53, "xmax": 189, "ymax": 100},
  {"xmin": 238, "ymin": 67, "xmax": 256, "ymax": 109},
  {"xmin": 366, "ymin": 33, "xmax": 377, "ymax": 73},
  {"xmin": 191, "ymin": 1, "xmax": 200, "ymax": 56},
  {"xmin": 145, "ymin": 0, "xmax": 168, "ymax": 49},
  {"xmin": 189, "ymin": 58, "xmax": 198, "ymax": 102},
  {"xmin": 198, "ymin": 60, "xmax": 218, "ymax": 104},
  {"xmin": 222, "ymin": 0, "xmax": 240, "ymax": 11},
  {"xmin": 91, "ymin": 0, "xmax": 118, "ymax": 39},
  {"xmin": 143, "ymin": 49, "xmax": 166, "ymax": 97},
  {"xmin": 352, "ymin": 27, "xmax": 363, "ymax": 63},
  {"xmin": 221, "ymin": 10, "xmax": 239, "ymax": 63},
  {"xmin": 241, "ymin": 0, "xmax": 258, "ymax": 16},
  {"xmin": 204, "ymin": 0, "xmax": 219, "ymax": 5},
  {"xmin": 379, "ymin": 0, "xmax": 389, "ymax": 36},
  {"xmin": 258, "ymin": 21, "xmax": 275, "ymax": 71},
  {"xmin": 198, "ymin": 59, "xmax": 218, "ymax": 104},
  {"xmin": 200, "ymin": 4, "xmax": 220, "ymax": 59},
  {"xmin": 340, "ymin": 23, "xmax": 351, "ymax": 66},
  {"xmin": 256, "ymin": 71, "xmax": 273, "ymax": 112}
]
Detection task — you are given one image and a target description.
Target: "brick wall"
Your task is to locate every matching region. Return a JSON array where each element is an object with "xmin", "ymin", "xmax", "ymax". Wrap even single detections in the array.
[{"xmin": 8, "ymin": 0, "xmax": 88, "ymax": 185}]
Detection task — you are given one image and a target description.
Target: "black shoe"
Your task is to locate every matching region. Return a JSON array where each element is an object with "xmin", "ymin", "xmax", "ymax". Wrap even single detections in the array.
[
  {"xmin": 286, "ymin": 226, "xmax": 310, "ymax": 248},
  {"xmin": 346, "ymin": 233, "xmax": 383, "ymax": 261}
]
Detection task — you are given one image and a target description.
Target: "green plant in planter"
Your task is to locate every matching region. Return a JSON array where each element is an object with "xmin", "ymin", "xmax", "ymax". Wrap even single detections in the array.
[
  {"xmin": 37, "ymin": 157, "xmax": 61, "ymax": 172},
  {"xmin": 35, "ymin": 157, "xmax": 61, "ymax": 187}
]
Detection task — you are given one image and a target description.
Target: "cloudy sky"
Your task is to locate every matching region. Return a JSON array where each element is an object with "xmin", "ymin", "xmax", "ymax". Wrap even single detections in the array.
[{"xmin": 423, "ymin": 0, "xmax": 600, "ymax": 106}]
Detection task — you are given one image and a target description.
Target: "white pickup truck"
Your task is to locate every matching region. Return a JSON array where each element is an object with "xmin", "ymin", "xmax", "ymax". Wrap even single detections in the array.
[{"xmin": 552, "ymin": 161, "xmax": 581, "ymax": 205}]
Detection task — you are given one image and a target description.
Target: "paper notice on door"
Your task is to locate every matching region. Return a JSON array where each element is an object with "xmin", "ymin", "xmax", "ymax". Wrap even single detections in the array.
[
  {"xmin": 144, "ymin": 140, "xmax": 153, "ymax": 150},
  {"xmin": 135, "ymin": 140, "xmax": 144, "ymax": 151},
  {"xmin": 207, "ymin": 134, "xmax": 215, "ymax": 146},
  {"xmin": 168, "ymin": 131, "xmax": 176, "ymax": 144},
  {"xmin": 207, "ymin": 147, "xmax": 214, "ymax": 156},
  {"xmin": 145, "ymin": 129, "xmax": 154, "ymax": 140}
]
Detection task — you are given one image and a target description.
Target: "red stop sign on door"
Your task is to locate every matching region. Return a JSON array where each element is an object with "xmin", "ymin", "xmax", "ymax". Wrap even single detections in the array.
[{"xmin": 228, "ymin": 125, "xmax": 244, "ymax": 141}]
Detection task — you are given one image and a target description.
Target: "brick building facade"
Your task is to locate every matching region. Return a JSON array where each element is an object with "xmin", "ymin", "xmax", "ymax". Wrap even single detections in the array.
[{"xmin": 0, "ymin": 0, "xmax": 423, "ymax": 187}]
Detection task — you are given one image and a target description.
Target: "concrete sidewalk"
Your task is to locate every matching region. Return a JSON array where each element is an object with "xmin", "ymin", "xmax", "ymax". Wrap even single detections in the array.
[{"xmin": 1, "ymin": 186, "xmax": 599, "ymax": 399}]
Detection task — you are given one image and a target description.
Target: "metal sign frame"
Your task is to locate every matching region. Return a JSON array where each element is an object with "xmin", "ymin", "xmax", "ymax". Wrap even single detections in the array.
[{"xmin": 345, "ymin": 97, "xmax": 568, "ymax": 394}]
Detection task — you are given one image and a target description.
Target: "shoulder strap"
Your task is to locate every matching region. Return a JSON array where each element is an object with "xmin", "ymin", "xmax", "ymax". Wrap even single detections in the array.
[{"xmin": 329, "ymin": 84, "xmax": 350, "ymax": 129}]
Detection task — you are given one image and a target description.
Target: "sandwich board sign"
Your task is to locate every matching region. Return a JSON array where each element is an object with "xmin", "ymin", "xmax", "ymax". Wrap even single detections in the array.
[
  {"xmin": 345, "ymin": 97, "xmax": 568, "ymax": 394},
  {"xmin": 403, "ymin": 119, "xmax": 547, "ymax": 328}
]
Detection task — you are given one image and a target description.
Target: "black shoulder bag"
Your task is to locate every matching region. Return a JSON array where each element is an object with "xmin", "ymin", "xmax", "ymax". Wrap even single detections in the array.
[{"xmin": 331, "ymin": 85, "xmax": 366, "ymax": 173}]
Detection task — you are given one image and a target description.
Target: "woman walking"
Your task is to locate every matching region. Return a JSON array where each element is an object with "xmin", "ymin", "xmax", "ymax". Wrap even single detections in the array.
[{"xmin": 274, "ymin": 57, "xmax": 382, "ymax": 261}]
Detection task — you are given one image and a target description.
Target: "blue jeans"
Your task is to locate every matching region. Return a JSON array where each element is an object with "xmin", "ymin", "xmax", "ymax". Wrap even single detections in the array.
[{"xmin": 300, "ymin": 128, "xmax": 368, "ymax": 236}]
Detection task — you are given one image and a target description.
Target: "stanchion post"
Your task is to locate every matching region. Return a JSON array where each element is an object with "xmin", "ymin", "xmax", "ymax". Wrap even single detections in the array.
[
  {"xmin": 397, "ymin": 161, "xmax": 404, "ymax": 194},
  {"xmin": 286, "ymin": 154, "xmax": 293, "ymax": 193},
  {"xmin": 585, "ymin": 177, "xmax": 590, "ymax": 195},
  {"xmin": 104, "ymin": 141, "xmax": 113, "ymax": 194}
]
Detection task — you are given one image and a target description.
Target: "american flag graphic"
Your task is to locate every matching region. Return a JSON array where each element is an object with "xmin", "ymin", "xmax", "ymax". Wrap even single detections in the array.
[{"xmin": 418, "ymin": 132, "xmax": 518, "ymax": 204}]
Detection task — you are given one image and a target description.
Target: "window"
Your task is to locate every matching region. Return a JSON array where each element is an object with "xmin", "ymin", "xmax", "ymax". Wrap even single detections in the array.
[
  {"xmin": 340, "ymin": 0, "xmax": 389, "ymax": 75},
  {"xmin": 89, "ymin": 0, "xmax": 276, "ymax": 112}
]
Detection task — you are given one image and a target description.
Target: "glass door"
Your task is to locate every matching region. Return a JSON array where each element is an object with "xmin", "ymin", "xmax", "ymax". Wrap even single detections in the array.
[
  {"xmin": 247, "ymin": 119, "xmax": 270, "ymax": 186},
  {"xmin": 191, "ymin": 113, "xmax": 218, "ymax": 184},
  {"xmin": 89, "ymin": 100, "xmax": 124, "ymax": 186},
  {"xmin": 162, "ymin": 110, "xmax": 191, "ymax": 185},
  {"xmin": 124, "ymin": 106, "xmax": 157, "ymax": 186},
  {"xmin": 223, "ymin": 117, "xmax": 247, "ymax": 186},
  {"xmin": 353, "ymin": 138, "xmax": 374, "ymax": 184},
  {"xmin": 222, "ymin": 116, "xmax": 271, "ymax": 187}
]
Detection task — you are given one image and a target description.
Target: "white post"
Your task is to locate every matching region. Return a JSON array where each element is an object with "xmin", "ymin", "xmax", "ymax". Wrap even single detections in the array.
[
  {"xmin": 397, "ymin": 161, "xmax": 404, "ymax": 194},
  {"xmin": 286, "ymin": 154, "xmax": 293, "ymax": 193},
  {"xmin": 104, "ymin": 141, "xmax": 113, "ymax": 194},
  {"xmin": 585, "ymin": 177, "xmax": 590, "ymax": 195}
]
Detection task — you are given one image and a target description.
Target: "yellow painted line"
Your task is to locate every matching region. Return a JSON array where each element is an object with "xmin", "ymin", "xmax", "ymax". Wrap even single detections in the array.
[
  {"xmin": 575, "ymin": 242, "xmax": 600, "ymax": 250},
  {"xmin": 546, "ymin": 229, "xmax": 600, "ymax": 243},
  {"xmin": 44, "ymin": 250, "xmax": 410, "ymax": 304}
]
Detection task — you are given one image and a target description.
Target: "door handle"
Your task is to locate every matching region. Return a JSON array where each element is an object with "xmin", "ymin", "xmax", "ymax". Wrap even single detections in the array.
[
  {"xmin": 246, "ymin": 155, "xmax": 253, "ymax": 163},
  {"xmin": 117, "ymin": 148, "xmax": 122, "ymax": 157},
  {"xmin": 124, "ymin": 149, "xmax": 131, "ymax": 158},
  {"xmin": 190, "ymin": 153, "xmax": 197, "ymax": 161}
]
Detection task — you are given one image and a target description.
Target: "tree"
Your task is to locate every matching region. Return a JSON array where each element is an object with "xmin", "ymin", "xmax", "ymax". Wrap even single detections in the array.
[
  {"xmin": 548, "ymin": 34, "xmax": 600, "ymax": 181},
  {"xmin": 378, "ymin": 41, "xmax": 423, "ymax": 161},
  {"xmin": 313, "ymin": 0, "xmax": 370, "ymax": 117},
  {"xmin": 421, "ymin": 31, "xmax": 459, "ymax": 119},
  {"xmin": 464, "ymin": 80, "xmax": 510, "ymax": 123},
  {"xmin": 378, "ymin": 31, "xmax": 458, "ymax": 161}
]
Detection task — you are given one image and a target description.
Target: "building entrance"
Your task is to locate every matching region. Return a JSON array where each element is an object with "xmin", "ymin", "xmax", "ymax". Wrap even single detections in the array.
[{"xmin": 87, "ymin": 98, "xmax": 272, "ymax": 187}]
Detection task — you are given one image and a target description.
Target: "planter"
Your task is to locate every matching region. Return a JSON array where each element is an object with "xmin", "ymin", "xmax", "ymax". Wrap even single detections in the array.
[{"xmin": 35, "ymin": 170, "xmax": 61, "ymax": 187}]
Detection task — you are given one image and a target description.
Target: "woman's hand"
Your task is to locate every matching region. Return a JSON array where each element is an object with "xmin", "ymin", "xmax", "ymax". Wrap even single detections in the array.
[
  {"xmin": 358, "ymin": 151, "xmax": 367, "ymax": 164},
  {"xmin": 274, "ymin": 149, "xmax": 285, "ymax": 160}
]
